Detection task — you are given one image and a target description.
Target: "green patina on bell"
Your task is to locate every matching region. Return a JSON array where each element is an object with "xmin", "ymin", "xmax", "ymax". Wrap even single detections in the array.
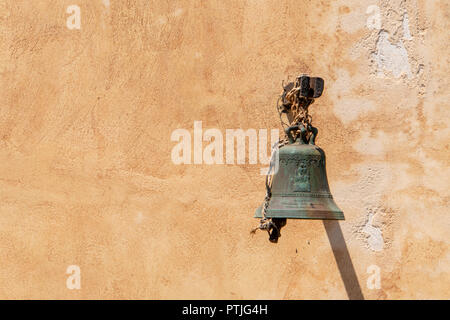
[{"xmin": 255, "ymin": 124, "xmax": 344, "ymax": 220}]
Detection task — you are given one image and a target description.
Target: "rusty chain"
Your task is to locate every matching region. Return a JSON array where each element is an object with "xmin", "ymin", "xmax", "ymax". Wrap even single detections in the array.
[{"xmin": 251, "ymin": 79, "xmax": 315, "ymax": 238}]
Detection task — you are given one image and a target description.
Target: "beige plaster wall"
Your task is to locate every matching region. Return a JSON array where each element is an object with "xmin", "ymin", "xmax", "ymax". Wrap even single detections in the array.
[{"xmin": 0, "ymin": 0, "xmax": 448, "ymax": 299}]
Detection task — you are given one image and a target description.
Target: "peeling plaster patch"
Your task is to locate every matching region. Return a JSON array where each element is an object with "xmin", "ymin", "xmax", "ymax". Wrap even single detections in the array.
[
  {"xmin": 373, "ymin": 31, "xmax": 412, "ymax": 78},
  {"xmin": 333, "ymin": 164, "xmax": 391, "ymax": 251},
  {"xmin": 333, "ymin": 98, "xmax": 376, "ymax": 124},
  {"xmin": 354, "ymin": 131, "xmax": 386, "ymax": 156},
  {"xmin": 102, "ymin": 0, "xmax": 110, "ymax": 8},
  {"xmin": 402, "ymin": 13, "xmax": 413, "ymax": 40},
  {"xmin": 362, "ymin": 213, "xmax": 384, "ymax": 251}
]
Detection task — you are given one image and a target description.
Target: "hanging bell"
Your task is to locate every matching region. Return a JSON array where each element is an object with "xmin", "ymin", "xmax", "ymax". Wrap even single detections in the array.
[{"xmin": 255, "ymin": 124, "xmax": 344, "ymax": 220}]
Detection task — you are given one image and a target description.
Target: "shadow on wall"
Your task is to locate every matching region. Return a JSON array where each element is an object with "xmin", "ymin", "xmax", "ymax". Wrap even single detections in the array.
[
  {"xmin": 272, "ymin": 219, "xmax": 364, "ymax": 299},
  {"xmin": 323, "ymin": 221, "xmax": 365, "ymax": 300}
]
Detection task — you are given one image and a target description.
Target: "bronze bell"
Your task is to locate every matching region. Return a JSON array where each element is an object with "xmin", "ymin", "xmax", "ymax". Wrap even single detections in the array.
[{"xmin": 255, "ymin": 124, "xmax": 344, "ymax": 220}]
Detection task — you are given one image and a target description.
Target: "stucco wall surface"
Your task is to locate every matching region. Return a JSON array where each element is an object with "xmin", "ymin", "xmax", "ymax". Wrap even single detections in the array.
[{"xmin": 0, "ymin": 0, "xmax": 448, "ymax": 299}]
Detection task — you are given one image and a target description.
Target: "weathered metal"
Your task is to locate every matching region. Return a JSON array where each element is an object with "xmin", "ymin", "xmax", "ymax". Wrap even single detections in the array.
[{"xmin": 255, "ymin": 124, "xmax": 344, "ymax": 220}]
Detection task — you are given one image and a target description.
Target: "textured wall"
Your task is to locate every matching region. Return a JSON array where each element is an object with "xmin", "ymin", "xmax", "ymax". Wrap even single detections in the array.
[{"xmin": 0, "ymin": 0, "xmax": 448, "ymax": 299}]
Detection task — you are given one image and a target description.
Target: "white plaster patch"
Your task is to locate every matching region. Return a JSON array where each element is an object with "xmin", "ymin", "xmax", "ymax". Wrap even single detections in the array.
[
  {"xmin": 333, "ymin": 164, "xmax": 390, "ymax": 251},
  {"xmin": 102, "ymin": 0, "xmax": 110, "ymax": 8},
  {"xmin": 362, "ymin": 213, "xmax": 384, "ymax": 251},
  {"xmin": 333, "ymin": 98, "xmax": 377, "ymax": 124},
  {"xmin": 402, "ymin": 12, "xmax": 413, "ymax": 40},
  {"xmin": 373, "ymin": 31, "xmax": 412, "ymax": 78}
]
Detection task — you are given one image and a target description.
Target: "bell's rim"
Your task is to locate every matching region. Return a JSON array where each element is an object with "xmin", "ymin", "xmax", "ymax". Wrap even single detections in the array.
[{"xmin": 254, "ymin": 206, "xmax": 345, "ymax": 220}]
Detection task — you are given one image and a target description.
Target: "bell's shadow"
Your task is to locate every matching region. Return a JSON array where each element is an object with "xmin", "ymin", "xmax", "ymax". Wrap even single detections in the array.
[
  {"xmin": 322, "ymin": 220, "xmax": 364, "ymax": 300},
  {"xmin": 271, "ymin": 219, "xmax": 364, "ymax": 299}
]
